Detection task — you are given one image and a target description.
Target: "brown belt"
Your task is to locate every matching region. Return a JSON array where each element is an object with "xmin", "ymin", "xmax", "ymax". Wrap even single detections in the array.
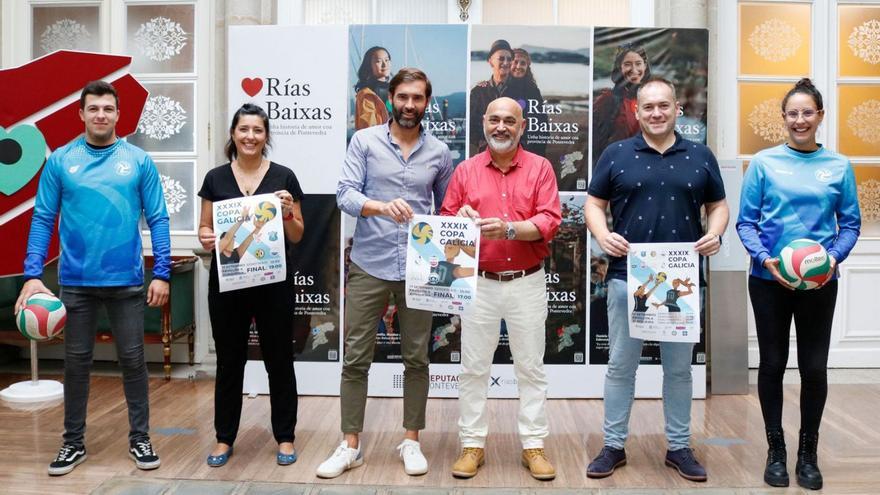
[{"xmin": 478, "ymin": 264, "xmax": 542, "ymax": 282}]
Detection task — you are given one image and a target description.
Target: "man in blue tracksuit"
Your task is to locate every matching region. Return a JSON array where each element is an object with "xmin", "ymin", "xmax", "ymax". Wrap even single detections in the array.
[{"xmin": 15, "ymin": 81, "xmax": 171, "ymax": 476}]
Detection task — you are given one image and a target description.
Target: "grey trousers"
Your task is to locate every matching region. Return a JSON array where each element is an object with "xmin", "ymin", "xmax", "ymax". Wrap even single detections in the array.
[
  {"xmin": 59, "ymin": 285, "xmax": 150, "ymax": 447},
  {"xmin": 340, "ymin": 263, "xmax": 432, "ymax": 433}
]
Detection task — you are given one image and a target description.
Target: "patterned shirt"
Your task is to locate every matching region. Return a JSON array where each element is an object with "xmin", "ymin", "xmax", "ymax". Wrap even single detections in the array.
[
  {"xmin": 24, "ymin": 136, "xmax": 171, "ymax": 286},
  {"xmin": 588, "ymin": 132, "xmax": 726, "ymax": 281},
  {"xmin": 736, "ymin": 144, "xmax": 861, "ymax": 280}
]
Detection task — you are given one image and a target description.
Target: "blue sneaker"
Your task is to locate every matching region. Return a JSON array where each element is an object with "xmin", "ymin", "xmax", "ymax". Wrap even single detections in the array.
[
  {"xmin": 665, "ymin": 447, "xmax": 707, "ymax": 482},
  {"xmin": 586, "ymin": 446, "xmax": 627, "ymax": 478},
  {"xmin": 277, "ymin": 449, "xmax": 298, "ymax": 466},
  {"xmin": 206, "ymin": 446, "xmax": 233, "ymax": 467}
]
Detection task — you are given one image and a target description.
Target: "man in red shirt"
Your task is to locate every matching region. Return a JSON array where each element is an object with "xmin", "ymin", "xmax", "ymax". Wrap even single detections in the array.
[{"xmin": 440, "ymin": 97, "xmax": 561, "ymax": 480}]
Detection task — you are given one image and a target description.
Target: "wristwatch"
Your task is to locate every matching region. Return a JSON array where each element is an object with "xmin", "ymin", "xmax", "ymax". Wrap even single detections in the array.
[{"xmin": 505, "ymin": 222, "xmax": 516, "ymax": 240}]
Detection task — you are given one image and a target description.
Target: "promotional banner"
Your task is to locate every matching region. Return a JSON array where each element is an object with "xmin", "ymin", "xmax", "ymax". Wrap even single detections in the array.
[
  {"xmin": 228, "ymin": 25, "xmax": 348, "ymax": 195},
  {"xmin": 627, "ymin": 243, "xmax": 700, "ymax": 343},
  {"xmin": 469, "ymin": 26, "xmax": 592, "ymax": 191},
  {"xmin": 342, "ymin": 213, "xmax": 404, "ymax": 364},
  {"xmin": 588, "ymin": 27, "xmax": 709, "ymax": 397},
  {"xmin": 212, "ymin": 194, "xmax": 286, "ymax": 292},
  {"xmin": 348, "ymin": 24, "xmax": 468, "ymax": 165},
  {"xmin": 544, "ymin": 195, "xmax": 589, "ymax": 364},
  {"xmin": 228, "ymin": 24, "xmax": 709, "ymax": 398},
  {"xmin": 405, "ymin": 214, "xmax": 479, "ymax": 315},
  {"xmin": 230, "ymin": 26, "xmax": 346, "ymax": 394},
  {"xmin": 591, "ymin": 28, "xmax": 709, "ymax": 165},
  {"xmin": 290, "ymin": 195, "xmax": 341, "ymax": 362}
]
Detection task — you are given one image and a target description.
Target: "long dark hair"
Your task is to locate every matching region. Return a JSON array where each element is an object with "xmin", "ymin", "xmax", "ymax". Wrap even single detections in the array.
[
  {"xmin": 782, "ymin": 77, "xmax": 824, "ymax": 112},
  {"xmin": 611, "ymin": 44, "xmax": 651, "ymax": 97},
  {"xmin": 355, "ymin": 46, "xmax": 391, "ymax": 92},
  {"xmin": 225, "ymin": 103, "xmax": 271, "ymax": 163}
]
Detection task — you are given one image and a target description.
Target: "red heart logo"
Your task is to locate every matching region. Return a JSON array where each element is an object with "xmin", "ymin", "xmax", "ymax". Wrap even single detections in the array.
[
  {"xmin": 0, "ymin": 50, "xmax": 147, "ymax": 277},
  {"xmin": 241, "ymin": 77, "xmax": 263, "ymax": 97}
]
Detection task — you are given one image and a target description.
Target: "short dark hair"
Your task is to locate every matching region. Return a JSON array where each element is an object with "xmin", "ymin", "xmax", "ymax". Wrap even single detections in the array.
[
  {"xmin": 80, "ymin": 80, "xmax": 118, "ymax": 109},
  {"xmin": 782, "ymin": 77, "xmax": 823, "ymax": 112},
  {"xmin": 636, "ymin": 76, "xmax": 677, "ymax": 101},
  {"xmin": 225, "ymin": 103, "xmax": 272, "ymax": 163},
  {"xmin": 389, "ymin": 67, "xmax": 432, "ymax": 101}
]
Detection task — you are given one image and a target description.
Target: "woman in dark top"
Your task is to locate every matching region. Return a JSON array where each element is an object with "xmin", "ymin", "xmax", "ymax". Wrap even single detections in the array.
[
  {"xmin": 197, "ymin": 103, "xmax": 304, "ymax": 467},
  {"xmin": 631, "ymin": 273, "xmax": 661, "ymax": 313},
  {"xmin": 592, "ymin": 44, "xmax": 652, "ymax": 165}
]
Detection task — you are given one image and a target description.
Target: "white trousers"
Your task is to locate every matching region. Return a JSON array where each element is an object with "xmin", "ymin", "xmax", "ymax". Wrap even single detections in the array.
[{"xmin": 458, "ymin": 268, "xmax": 549, "ymax": 449}]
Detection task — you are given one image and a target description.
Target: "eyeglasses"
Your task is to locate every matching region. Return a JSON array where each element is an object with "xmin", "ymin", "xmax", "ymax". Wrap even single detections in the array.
[{"xmin": 784, "ymin": 109, "xmax": 821, "ymax": 120}]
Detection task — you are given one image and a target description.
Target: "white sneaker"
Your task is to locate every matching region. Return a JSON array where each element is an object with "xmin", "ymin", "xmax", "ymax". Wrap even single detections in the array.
[
  {"xmin": 315, "ymin": 440, "xmax": 363, "ymax": 478},
  {"xmin": 397, "ymin": 439, "xmax": 428, "ymax": 476}
]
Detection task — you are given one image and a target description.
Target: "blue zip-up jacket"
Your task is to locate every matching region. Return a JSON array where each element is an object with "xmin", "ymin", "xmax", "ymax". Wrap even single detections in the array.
[
  {"xmin": 24, "ymin": 136, "xmax": 171, "ymax": 286},
  {"xmin": 736, "ymin": 144, "xmax": 861, "ymax": 281}
]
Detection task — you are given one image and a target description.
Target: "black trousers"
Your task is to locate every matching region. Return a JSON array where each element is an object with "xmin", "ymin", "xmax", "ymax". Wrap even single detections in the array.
[
  {"xmin": 208, "ymin": 275, "xmax": 298, "ymax": 445},
  {"xmin": 748, "ymin": 277, "xmax": 837, "ymax": 434}
]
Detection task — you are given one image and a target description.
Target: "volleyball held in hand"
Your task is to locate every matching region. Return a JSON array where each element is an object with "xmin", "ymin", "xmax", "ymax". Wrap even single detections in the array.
[
  {"xmin": 778, "ymin": 239, "xmax": 833, "ymax": 290},
  {"xmin": 16, "ymin": 293, "xmax": 66, "ymax": 341},
  {"xmin": 253, "ymin": 201, "xmax": 277, "ymax": 223}
]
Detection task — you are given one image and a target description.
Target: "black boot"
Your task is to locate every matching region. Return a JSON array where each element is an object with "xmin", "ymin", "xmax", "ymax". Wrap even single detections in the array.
[
  {"xmin": 764, "ymin": 429, "xmax": 789, "ymax": 487},
  {"xmin": 795, "ymin": 430, "xmax": 823, "ymax": 490}
]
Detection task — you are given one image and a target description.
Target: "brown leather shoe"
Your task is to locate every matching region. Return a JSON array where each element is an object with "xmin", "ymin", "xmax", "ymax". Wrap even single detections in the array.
[
  {"xmin": 522, "ymin": 448, "xmax": 556, "ymax": 480},
  {"xmin": 451, "ymin": 447, "xmax": 484, "ymax": 478}
]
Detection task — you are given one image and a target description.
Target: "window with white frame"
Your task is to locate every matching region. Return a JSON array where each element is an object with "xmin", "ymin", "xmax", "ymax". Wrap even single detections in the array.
[
  {"xmin": 2, "ymin": 0, "xmax": 211, "ymax": 243},
  {"xmin": 720, "ymin": 0, "xmax": 880, "ymax": 238},
  {"xmin": 281, "ymin": 0, "xmax": 646, "ymax": 26}
]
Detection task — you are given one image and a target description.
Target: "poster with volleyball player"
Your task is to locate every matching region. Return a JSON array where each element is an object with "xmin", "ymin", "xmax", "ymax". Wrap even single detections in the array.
[
  {"xmin": 626, "ymin": 243, "xmax": 700, "ymax": 343},
  {"xmin": 405, "ymin": 215, "xmax": 479, "ymax": 315},
  {"xmin": 212, "ymin": 193, "xmax": 286, "ymax": 292}
]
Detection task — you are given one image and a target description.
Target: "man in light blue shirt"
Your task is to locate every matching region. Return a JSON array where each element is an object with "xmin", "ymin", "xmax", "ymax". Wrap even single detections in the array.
[{"xmin": 318, "ymin": 68, "xmax": 452, "ymax": 479}]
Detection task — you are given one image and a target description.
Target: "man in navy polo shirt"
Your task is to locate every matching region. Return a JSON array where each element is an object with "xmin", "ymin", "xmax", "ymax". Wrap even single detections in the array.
[{"xmin": 585, "ymin": 77, "xmax": 729, "ymax": 482}]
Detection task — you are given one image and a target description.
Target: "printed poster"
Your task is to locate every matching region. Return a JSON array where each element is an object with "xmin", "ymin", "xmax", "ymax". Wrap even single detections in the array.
[
  {"xmin": 488, "ymin": 195, "xmax": 589, "ymax": 366},
  {"xmin": 406, "ymin": 214, "xmax": 479, "ymax": 315},
  {"xmin": 591, "ymin": 27, "xmax": 709, "ymax": 166},
  {"xmin": 212, "ymin": 193, "xmax": 286, "ymax": 293},
  {"xmin": 543, "ymin": 195, "xmax": 588, "ymax": 364},
  {"xmin": 627, "ymin": 242, "xmax": 700, "ymax": 342},
  {"xmin": 469, "ymin": 26, "xmax": 591, "ymax": 191},
  {"xmin": 348, "ymin": 24, "xmax": 468, "ymax": 165}
]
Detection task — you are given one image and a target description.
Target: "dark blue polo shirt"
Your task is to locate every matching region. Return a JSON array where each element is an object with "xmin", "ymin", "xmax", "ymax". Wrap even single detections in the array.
[{"xmin": 588, "ymin": 132, "xmax": 725, "ymax": 281}]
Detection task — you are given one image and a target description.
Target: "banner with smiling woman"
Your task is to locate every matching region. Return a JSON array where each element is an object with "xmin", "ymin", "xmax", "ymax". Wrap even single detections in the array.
[{"xmin": 469, "ymin": 25, "xmax": 592, "ymax": 192}]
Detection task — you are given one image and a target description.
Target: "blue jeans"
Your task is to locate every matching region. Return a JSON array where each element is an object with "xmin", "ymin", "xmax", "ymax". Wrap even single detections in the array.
[
  {"xmin": 603, "ymin": 278, "xmax": 694, "ymax": 451},
  {"xmin": 60, "ymin": 285, "xmax": 150, "ymax": 447}
]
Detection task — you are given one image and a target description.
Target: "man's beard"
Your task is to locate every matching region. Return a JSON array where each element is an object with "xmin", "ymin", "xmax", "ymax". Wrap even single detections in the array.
[
  {"xmin": 392, "ymin": 105, "xmax": 425, "ymax": 129},
  {"xmin": 486, "ymin": 132, "xmax": 519, "ymax": 153}
]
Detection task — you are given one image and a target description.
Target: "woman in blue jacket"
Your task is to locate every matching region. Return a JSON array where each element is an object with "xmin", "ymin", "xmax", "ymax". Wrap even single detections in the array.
[{"xmin": 736, "ymin": 78, "xmax": 861, "ymax": 490}]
